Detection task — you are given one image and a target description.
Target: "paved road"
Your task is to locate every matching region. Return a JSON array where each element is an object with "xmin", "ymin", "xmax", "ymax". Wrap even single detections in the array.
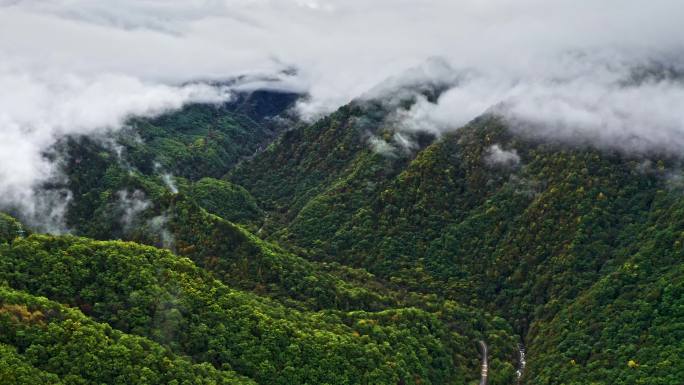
[{"xmin": 478, "ymin": 341, "xmax": 488, "ymax": 385}]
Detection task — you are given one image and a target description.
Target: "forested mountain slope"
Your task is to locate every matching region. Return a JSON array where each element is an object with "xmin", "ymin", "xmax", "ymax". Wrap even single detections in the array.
[
  {"xmin": 0, "ymin": 89, "xmax": 682, "ymax": 384},
  {"xmin": 0, "ymin": 229, "xmax": 517, "ymax": 384},
  {"xmin": 229, "ymin": 98, "xmax": 684, "ymax": 384},
  {"xmin": 0, "ymin": 91, "xmax": 519, "ymax": 384}
]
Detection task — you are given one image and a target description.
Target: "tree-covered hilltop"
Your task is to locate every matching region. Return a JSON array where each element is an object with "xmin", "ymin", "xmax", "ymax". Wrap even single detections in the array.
[
  {"xmin": 0, "ymin": 284, "xmax": 256, "ymax": 385},
  {"xmin": 0, "ymin": 231, "xmax": 516, "ymax": 384},
  {"xmin": 0, "ymin": 213, "xmax": 25, "ymax": 244}
]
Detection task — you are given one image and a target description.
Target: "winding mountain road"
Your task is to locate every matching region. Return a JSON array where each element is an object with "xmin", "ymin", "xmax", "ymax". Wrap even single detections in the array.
[
  {"xmin": 516, "ymin": 343, "xmax": 526, "ymax": 383},
  {"xmin": 478, "ymin": 340, "xmax": 488, "ymax": 385}
]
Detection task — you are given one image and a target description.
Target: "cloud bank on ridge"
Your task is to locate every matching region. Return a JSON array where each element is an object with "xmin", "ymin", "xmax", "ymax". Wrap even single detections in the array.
[{"xmin": 1, "ymin": 0, "xmax": 684, "ymax": 228}]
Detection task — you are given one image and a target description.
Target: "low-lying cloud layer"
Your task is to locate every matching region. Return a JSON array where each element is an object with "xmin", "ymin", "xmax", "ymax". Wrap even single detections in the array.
[
  {"xmin": 1, "ymin": 0, "xmax": 684, "ymax": 228},
  {"xmin": 0, "ymin": 68, "xmax": 231, "ymax": 228},
  {"xmin": 397, "ymin": 62, "xmax": 684, "ymax": 153}
]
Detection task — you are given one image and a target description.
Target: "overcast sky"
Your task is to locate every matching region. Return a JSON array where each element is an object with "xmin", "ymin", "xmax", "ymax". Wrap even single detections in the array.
[
  {"xmin": 3, "ymin": 0, "xmax": 683, "ymax": 111},
  {"xmin": 1, "ymin": 0, "xmax": 684, "ymax": 228}
]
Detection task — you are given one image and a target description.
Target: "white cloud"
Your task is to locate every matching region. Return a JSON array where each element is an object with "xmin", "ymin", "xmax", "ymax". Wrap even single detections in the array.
[
  {"xmin": 4, "ymin": 0, "xmax": 681, "ymax": 116},
  {"xmin": 0, "ymin": 67, "xmax": 231, "ymax": 229},
  {"xmin": 497, "ymin": 77, "xmax": 684, "ymax": 153},
  {"xmin": 486, "ymin": 145, "xmax": 520, "ymax": 167},
  {"xmin": 397, "ymin": 67, "xmax": 684, "ymax": 154},
  {"xmin": 117, "ymin": 189, "xmax": 151, "ymax": 231},
  {"xmin": 2, "ymin": 0, "xmax": 684, "ymax": 228},
  {"xmin": 368, "ymin": 136, "xmax": 397, "ymax": 158}
]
